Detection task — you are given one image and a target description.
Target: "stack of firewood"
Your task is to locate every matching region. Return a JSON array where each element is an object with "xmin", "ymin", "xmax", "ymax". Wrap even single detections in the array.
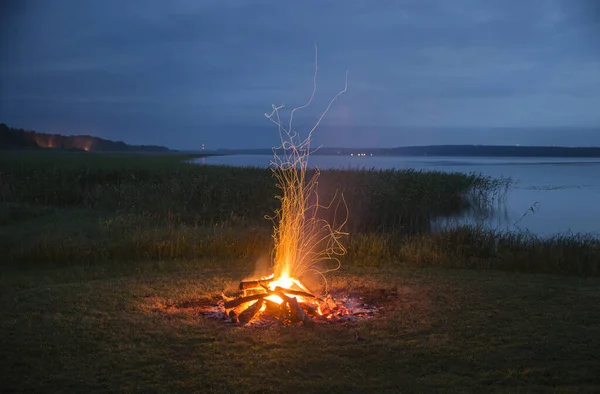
[{"xmin": 224, "ymin": 278, "xmax": 319, "ymax": 325}]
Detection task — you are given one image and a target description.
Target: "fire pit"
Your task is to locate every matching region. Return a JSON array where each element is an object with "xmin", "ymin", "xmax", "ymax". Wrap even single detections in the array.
[
  {"xmin": 199, "ymin": 275, "xmax": 380, "ymax": 327},
  {"xmin": 201, "ymin": 49, "xmax": 361, "ymax": 327}
]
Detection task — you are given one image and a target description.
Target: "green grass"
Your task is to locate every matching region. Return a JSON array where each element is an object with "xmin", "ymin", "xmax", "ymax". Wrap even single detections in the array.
[
  {"xmin": 2, "ymin": 262, "xmax": 600, "ymax": 392},
  {"xmin": 2, "ymin": 151, "xmax": 600, "ymax": 391}
]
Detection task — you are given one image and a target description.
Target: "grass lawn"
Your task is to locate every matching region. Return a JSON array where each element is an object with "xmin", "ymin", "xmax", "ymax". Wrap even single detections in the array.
[
  {"xmin": 2, "ymin": 152, "xmax": 599, "ymax": 392},
  {"xmin": 2, "ymin": 260, "xmax": 599, "ymax": 393}
]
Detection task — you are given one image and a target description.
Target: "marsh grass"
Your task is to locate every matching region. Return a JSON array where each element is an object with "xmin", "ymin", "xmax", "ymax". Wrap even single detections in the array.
[
  {"xmin": 0, "ymin": 151, "xmax": 507, "ymax": 232},
  {"xmin": 0, "ymin": 202, "xmax": 272, "ymax": 265},
  {"xmin": 1, "ymin": 151, "xmax": 598, "ymax": 277},
  {"xmin": 347, "ymin": 226, "xmax": 600, "ymax": 277}
]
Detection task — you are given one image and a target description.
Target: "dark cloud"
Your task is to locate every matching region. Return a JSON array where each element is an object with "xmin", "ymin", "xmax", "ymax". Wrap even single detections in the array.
[{"xmin": 1, "ymin": 0, "xmax": 599, "ymax": 149}]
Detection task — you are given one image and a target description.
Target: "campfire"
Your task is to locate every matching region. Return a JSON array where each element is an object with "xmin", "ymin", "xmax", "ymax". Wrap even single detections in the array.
[
  {"xmin": 212, "ymin": 274, "xmax": 379, "ymax": 326},
  {"xmin": 227, "ymin": 274, "xmax": 320, "ymax": 325},
  {"xmin": 222, "ymin": 274, "xmax": 369, "ymax": 325},
  {"xmin": 218, "ymin": 47, "xmax": 362, "ymax": 326}
]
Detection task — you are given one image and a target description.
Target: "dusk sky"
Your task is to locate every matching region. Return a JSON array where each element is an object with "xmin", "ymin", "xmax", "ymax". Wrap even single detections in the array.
[{"xmin": 1, "ymin": 0, "xmax": 600, "ymax": 149}]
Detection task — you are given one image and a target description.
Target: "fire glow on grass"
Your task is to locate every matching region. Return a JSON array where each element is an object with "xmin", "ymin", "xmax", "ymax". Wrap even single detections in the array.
[{"xmin": 221, "ymin": 47, "xmax": 355, "ymax": 325}]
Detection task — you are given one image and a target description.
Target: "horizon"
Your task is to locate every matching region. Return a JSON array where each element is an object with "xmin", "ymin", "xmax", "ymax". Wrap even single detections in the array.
[
  {"xmin": 5, "ymin": 121, "xmax": 600, "ymax": 150},
  {"xmin": 2, "ymin": 1, "xmax": 600, "ymax": 148}
]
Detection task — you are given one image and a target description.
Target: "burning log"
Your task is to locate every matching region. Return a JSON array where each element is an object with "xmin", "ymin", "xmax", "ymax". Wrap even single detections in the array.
[
  {"xmin": 238, "ymin": 299, "xmax": 264, "ymax": 324},
  {"xmin": 274, "ymin": 291, "xmax": 314, "ymax": 326},
  {"xmin": 224, "ymin": 293, "xmax": 270, "ymax": 309},
  {"xmin": 223, "ymin": 287, "xmax": 318, "ymax": 325},
  {"xmin": 228, "ymin": 310, "xmax": 238, "ymax": 323},
  {"xmin": 239, "ymin": 277, "xmax": 275, "ymax": 290},
  {"xmin": 225, "ymin": 285, "xmax": 320, "ymax": 309},
  {"xmin": 208, "ymin": 287, "xmax": 380, "ymax": 326},
  {"xmin": 256, "ymin": 280, "xmax": 317, "ymax": 301},
  {"xmin": 303, "ymin": 303, "xmax": 320, "ymax": 317},
  {"xmin": 288, "ymin": 298, "xmax": 313, "ymax": 326},
  {"xmin": 271, "ymin": 287, "xmax": 321, "ymax": 301},
  {"xmin": 263, "ymin": 300, "xmax": 282, "ymax": 316},
  {"xmin": 221, "ymin": 275, "xmax": 368, "ymax": 326}
]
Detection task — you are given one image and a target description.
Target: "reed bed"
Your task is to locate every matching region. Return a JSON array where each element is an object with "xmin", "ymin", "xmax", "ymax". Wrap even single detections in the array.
[
  {"xmin": 1, "ymin": 152, "xmax": 506, "ymax": 233},
  {"xmin": 3, "ymin": 151, "xmax": 598, "ymax": 277},
  {"xmin": 347, "ymin": 226, "xmax": 600, "ymax": 277}
]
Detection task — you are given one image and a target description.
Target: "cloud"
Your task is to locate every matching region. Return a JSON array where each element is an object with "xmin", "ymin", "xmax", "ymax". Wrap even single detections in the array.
[{"xmin": 1, "ymin": 0, "xmax": 599, "ymax": 148}]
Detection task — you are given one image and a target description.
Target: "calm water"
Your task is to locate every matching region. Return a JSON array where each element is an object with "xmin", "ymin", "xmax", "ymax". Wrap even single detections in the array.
[{"xmin": 195, "ymin": 154, "xmax": 600, "ymax": 236}]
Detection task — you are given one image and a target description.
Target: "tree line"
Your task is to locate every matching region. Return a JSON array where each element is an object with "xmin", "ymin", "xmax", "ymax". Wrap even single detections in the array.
[{"xmin": 0, "ymin": 123, "xmax": 169, "ymax": 152}]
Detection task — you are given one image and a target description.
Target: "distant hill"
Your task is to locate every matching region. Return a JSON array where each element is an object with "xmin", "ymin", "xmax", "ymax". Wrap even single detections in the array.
[
  {"xmin": 213, "ymin": 145, "xmax": 600, "ymax": 158},
  {"xmin": 0, "ymin": 123, "xmax": 170, "ymax": 152}
]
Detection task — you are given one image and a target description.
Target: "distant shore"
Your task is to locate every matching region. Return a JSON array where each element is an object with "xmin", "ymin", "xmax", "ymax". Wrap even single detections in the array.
[{"xmin": 205, "ymin": 145, "xmax": 600, "ymax": 158}]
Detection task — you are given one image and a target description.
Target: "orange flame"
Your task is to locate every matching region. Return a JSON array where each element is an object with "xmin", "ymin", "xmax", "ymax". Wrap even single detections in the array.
[
  {"xmin": 265, "ymin": 46, "xmax": 349, "ymax": 291},
  {"xmin": 231, "ymin": 46, "xmax": 350, "ymax": 324}
]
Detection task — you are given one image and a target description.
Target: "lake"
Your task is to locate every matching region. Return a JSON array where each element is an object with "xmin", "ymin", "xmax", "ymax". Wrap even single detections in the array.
[{"xmin": 195, "ymin": 154, "xmax": 600, "ymax": 237}]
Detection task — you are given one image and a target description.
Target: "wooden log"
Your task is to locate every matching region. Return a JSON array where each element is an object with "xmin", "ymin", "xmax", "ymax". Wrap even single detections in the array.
[
  {"xmin": 271, "ymin": 287, "xmax": 321, "ymax": 301},
  {"xmin": 303, "ymin": 304, "xmax": 320, "ymax": 317},
  {"xmin": 224, "ymin": 293, "xmax": 269, "ymax": 309},
  {"xmin": 275, "ymin": 292, "xmax": 314, "ymax": 326},
  {"xmin": 239, "ymin": 277, "xmax": 274, "ymax": 290},
  {"xmin": 263, "ymin": 299, "xmax": 282, "ymax": 316},
  {"xmin": 226, "ymin": 287, "xmax": 319, "ymax": 309},
  {"xmin": 228, "ymin": 310, "xmax": 238, "ymax": 323},
  {"xmin": 289, "ymin": 298, "xmax": 314, "ymax": 326},
  {"xmin": 238, "ymin": 299, "xmax": 264, "ymax": 324}
]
